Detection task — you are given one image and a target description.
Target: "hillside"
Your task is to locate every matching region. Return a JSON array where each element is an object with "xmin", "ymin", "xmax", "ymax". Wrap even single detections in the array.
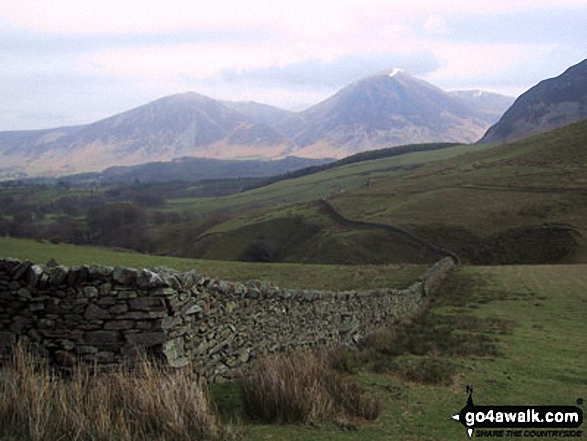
[
  {"xmin": 154, "ymin": 119, "xmax": 587, "ymax": 265},
  {"xmin": 480, "ymin": 58, "xmax": 587, "ymax": 143}
]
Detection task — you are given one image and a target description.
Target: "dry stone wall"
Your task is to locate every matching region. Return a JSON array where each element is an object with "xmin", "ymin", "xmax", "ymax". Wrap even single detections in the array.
[{"xmin": 0, "ymin": 257, "xmax": 455, "ymax": 381}]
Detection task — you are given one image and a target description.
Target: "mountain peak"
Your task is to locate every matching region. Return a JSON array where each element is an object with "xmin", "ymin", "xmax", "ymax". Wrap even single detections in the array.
[{"xmin": 372, "ymin": 68, "xmax": 409, "ymax": 79}]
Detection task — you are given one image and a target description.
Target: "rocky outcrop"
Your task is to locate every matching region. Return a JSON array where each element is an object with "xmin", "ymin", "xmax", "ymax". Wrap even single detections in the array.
[{"xmin": 0, "ymin": 257, "xmax": 455, "ymax": 381}]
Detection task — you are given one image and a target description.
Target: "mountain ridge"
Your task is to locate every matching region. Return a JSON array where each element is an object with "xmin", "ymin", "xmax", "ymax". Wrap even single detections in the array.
[
  {"xmin": 479, "ymin": 59, "xmax": 587, "ymax": 144},
  {"xmin": 0, "ymin": 70, "xmax": 514, "ymax": 179}
]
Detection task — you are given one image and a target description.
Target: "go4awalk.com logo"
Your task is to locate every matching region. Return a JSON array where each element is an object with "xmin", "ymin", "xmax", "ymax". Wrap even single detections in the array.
[{"xmin": 451, "ymin": 386, "xmax": 584, "ymax": 438}]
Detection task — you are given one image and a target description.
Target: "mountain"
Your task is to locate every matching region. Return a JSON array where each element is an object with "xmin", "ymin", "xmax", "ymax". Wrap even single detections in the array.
[
  {"xmin": 222, "ymin": 101, "xmax": 295, "ymax": 127},
  {"xmin": 448, "ymin": 90, "xmax": 515, "ymax": 123},
  {"xmin": 479, "ymin": 59, "xmax": 587, "ymax": 144},
  {"xmin": 0, "ymin": 93, "xmax": 293, "ymax": 178},
  {"xmin": 0, "ymin": 70, "xmax": 514, "ymax": 179},
  {"xmin": 278, "ymin": 70, "xmax": 502, "ymax": 158}
]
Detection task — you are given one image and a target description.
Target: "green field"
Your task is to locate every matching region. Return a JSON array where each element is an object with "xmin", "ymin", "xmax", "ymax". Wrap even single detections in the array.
[
  {"xmin": 239, "ymin": 264, "xmax": 587, "ymax": 440},
  {"xmin": 1, "ymin": 239, "xmax": 585, "ymax": 440},
  {"xmin": 0, "ymin": 237, "xmax": 423, "ymax": 290}
]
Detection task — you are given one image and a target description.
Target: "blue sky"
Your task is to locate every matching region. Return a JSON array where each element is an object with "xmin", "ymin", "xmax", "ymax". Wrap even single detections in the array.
[{"xmin": 1, "ymin": 0, "xmax": 586, "ymax": 130}]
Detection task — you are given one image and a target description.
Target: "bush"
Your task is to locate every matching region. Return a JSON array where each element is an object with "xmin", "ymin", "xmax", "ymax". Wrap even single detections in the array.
[
  {"xmin": 237, "ymin": 351, "xmax": 381, "ymax": 425},
  {"xmin": 0, "ymin": 343, "xmax": 239, "ymax": 441}
]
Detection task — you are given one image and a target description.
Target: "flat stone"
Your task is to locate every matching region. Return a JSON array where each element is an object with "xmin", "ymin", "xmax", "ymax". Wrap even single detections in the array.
[
  {"xmin": 104, "ymin": 320, "xmax": 135, "ymax": 331},
  {"xmin": 124, "ymin": 331, "xmax": 166, "ymax": 347},
  {"xmin": 48, "ymin": 265, "xmax": 69, "ymax": 285},
  {"xmin": 84, "ymin": 330, "xmax": 119, "ymax": 346},
  {"xmin": 83, "ymin": 286, "xmax": 99, "ymax": 298},
  {"xmin": 136, "ymin": 269, "xmax": 166, "ymax": 289},
  {"xmin": 113, "ymin": 266, "xmax": 138, "ymax": 285},
  {"xmin": 128, "ymin": 296, "xmax": 166, "ymax": 312},
  {"xmin": 108, "ymin": 304, "xmax": 129, "ymax": 314},
  {"xmin": 84, "ymin": 303, "xmax": 111, "ymax": 321},
  {"xmin": 161, "ymin": 316, "xmax": 183, "ymax": 330},
  {"xmin": 89, "ymin": 264, "xmax": 113, "ymax": 281},
  {"xmin": 17, "ymin": 288, "xmax": 32, "ymax": 301}
]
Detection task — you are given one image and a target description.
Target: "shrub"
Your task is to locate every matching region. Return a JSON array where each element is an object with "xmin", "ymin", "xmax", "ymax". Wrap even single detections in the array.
[
  {"xmin": 237, "ymin": 351, "xmax": 381, "ymax": 424},
  {"xmin": 0, "ymin": 343, "xmax": 239, "ymax": 441}
]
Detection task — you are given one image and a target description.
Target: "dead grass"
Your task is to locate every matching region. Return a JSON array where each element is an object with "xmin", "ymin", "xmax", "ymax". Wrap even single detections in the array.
[
  {"xmin": 0, "ymin": 344, "xmax": 240, "ymax": 441},
  {"xmin": 237, "ymin": 351, "xmax": 381, "ymax": 425}
]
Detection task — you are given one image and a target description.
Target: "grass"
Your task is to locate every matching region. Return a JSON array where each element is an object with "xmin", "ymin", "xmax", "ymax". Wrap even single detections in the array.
[
  {"xmin": 0, "ymin": 236, "xmax": 424, "ymax": 290},
  {"xmin": 0, "ymin": 344, "xmax": 239, "ymax": 441},
  {"xmin": 1, "ymin": 237, "xmax": 585, "ymax": 439},
  {"xmin": 232, "ymin": 264, "xmax": 587, "ymax": 440},
  {"xmin": 237, "ymin": 351, "xmax": 381, "ymax": 425}
]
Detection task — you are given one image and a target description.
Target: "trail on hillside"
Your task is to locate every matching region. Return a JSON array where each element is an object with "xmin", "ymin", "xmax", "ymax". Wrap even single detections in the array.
[{"xmin": 316, "ymin": 199, "xmax": 460, "ymax": 263}]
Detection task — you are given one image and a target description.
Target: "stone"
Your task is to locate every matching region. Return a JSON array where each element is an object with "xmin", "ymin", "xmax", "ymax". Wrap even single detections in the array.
[
  {"xmin": 113, "ymin": 267, "xmax": 138, "ymax": 285},
  {"xmin": 136, "ymin": 269, "xmax": 166, "ymax": 289},
  {"xmin": 96, "ymin": 296, "xmax": 116, "ymax": 307},
  {"xmin": 61, "ymin": 339, "xmax": 76, "ymax": 350},
  {"xmin": 84, "ymin": 330, "xmax": 119, "ymax": 346},
  {"xmin": 161, "ymin": 316, "xmax": 182, "ymax": 330},
  {"xmin": 76, "ymin": 345, "xmax": 98, "ymax": 355},
  {"xmin": 9, "ymin": 316, "xmax": 31, "ymax": 333},
  {"xmin": 12, "ymin": 260, "xmax": 32, "ymax": 280},
  {"xmin": 48, "ymin": 265, "xmax": 69, "ymax": 285},
  {"xmin": 83, "ymin": 286, "xmax": 99, "ymax": 298},
  {"xmin": 54, "ymin": 350, "xmax": 76, "ymax": 367},
  {"xmin": 29, "ymin": 301, "xmax": 45, "ymax": 312},
  {"xmin": 17, "ymin": 288, "xmax": 32, "ymax": 301},
  {"xmin": 26, "ymin": 265, "xmax": 45, "ymax": 286},
  {"xmin": 84, "ymin": 304, "xmax": 111, "ymax": 321},
  {"xmin": 100, "ymin": 283, "xmax": 112, "ymax": 295},
  {"xmin": 95, "ymin": 351, "xmax": 116, "ymax": 364},
  {"xmin": 104, "ymin": 320, "xmax": 135, "ymax": 331},
  {"xmin": 0, "ymin": 331, "xmax": 17, "ymax": 348},
  {"xmin": 108, "ymin": 304, "xmax": 129, "ymax": 314},
  {"xmin": 89, "ymin": 264, "xmax": 113, "ymax": 281},
  {"xmin": 128, "ymin": 297, "xmax": 166, "ymax": 312},
  {"xmin": 182, "ymin": 303, "xmax": 202, "ymax": 315},
  {"xmin": 124, "ymin": 332, "xmax": 166, "ymax": 347}
]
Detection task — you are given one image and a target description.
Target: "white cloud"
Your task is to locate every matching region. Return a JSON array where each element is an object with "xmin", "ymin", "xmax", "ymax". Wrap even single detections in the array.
[{"xmin": 0, "ymin": 0, "xmax": 586, "ymax": 129}]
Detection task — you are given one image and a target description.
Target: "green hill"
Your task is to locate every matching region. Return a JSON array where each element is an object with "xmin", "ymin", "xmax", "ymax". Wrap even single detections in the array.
[{"xmin": 155, "ymin": 119, "xmax": 587, "ymax": 264}]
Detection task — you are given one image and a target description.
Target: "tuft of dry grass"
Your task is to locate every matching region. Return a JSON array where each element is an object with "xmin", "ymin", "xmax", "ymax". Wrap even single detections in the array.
[
  {"xmin": 0, "ymin": 343, "xmax": 240, "ymax": 441},
  {"xmin": 236, "ymin": 351, "xmax": 381, "ymax": 425}
]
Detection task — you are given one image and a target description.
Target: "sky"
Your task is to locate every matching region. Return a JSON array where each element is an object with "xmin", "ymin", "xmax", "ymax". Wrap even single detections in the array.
[{"xmin": 1, "ymin": 0, "xmax": 586, "ymax": 131}]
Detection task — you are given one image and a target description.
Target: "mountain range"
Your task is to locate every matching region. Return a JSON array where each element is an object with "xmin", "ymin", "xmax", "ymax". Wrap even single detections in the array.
[{"xmin": 0, "ymin": 69, "xmax": 517, "ymax": 179}]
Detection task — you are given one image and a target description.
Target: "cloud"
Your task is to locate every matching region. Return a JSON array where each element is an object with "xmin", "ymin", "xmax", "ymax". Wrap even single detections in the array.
[
  {"xmin": 0, "ymin": 0, "xmax": 585, "ymax": 129},
  {"xmin": 217, "ymin": 52, "xmax": 441, "ymax": 88}
]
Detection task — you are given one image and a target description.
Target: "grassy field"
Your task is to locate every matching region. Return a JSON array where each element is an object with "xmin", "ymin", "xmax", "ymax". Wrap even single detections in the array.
[
  {"xmin": 1, "ymin": 238, "xmax": 585, "ymax": 440},
  {"xmin": 235, "ymin": 264, "xmax": 587, "ymax": 440},
  {"xmin": 0, "ymin": 237, "xmax": 423, "ymax": 290}
]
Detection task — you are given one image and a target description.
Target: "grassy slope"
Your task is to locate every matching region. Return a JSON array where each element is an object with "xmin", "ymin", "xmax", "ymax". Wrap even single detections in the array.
[
  {"xmin": 167, "ymin": 119, "xmax": 587, "ymax": 264},
  {"xmin": 0, "ymin": 240, "xmax": 584, "ymax": 439},
  {"xmin": 327, "ymin": 120, "xmax": 587, "ymax": 261},
  {"xmin": 0, "ymin": 237, "xmax": 423, "ymax": 290},
  {"xmin": 243, "ymin": 264, "xmax": 587, "ymax": 440},
  {"xmin": 155, "ymin": 143, "xmax": 498, "ymax": 264}
]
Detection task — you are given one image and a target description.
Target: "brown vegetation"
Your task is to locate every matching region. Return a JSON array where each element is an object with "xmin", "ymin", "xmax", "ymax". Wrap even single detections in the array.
[
  {"xmin": 0, "ymin": 344, "xmax": 239, "ymax": 441},
  {"xmin": 237, "ymin": 351, "xmax": 381, "ymax": 424}
]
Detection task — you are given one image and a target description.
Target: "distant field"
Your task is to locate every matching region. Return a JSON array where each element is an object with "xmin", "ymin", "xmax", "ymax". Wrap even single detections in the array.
[{"xmin": 0, "ymin": 237, "xmax": 423, "ymax": 290}]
